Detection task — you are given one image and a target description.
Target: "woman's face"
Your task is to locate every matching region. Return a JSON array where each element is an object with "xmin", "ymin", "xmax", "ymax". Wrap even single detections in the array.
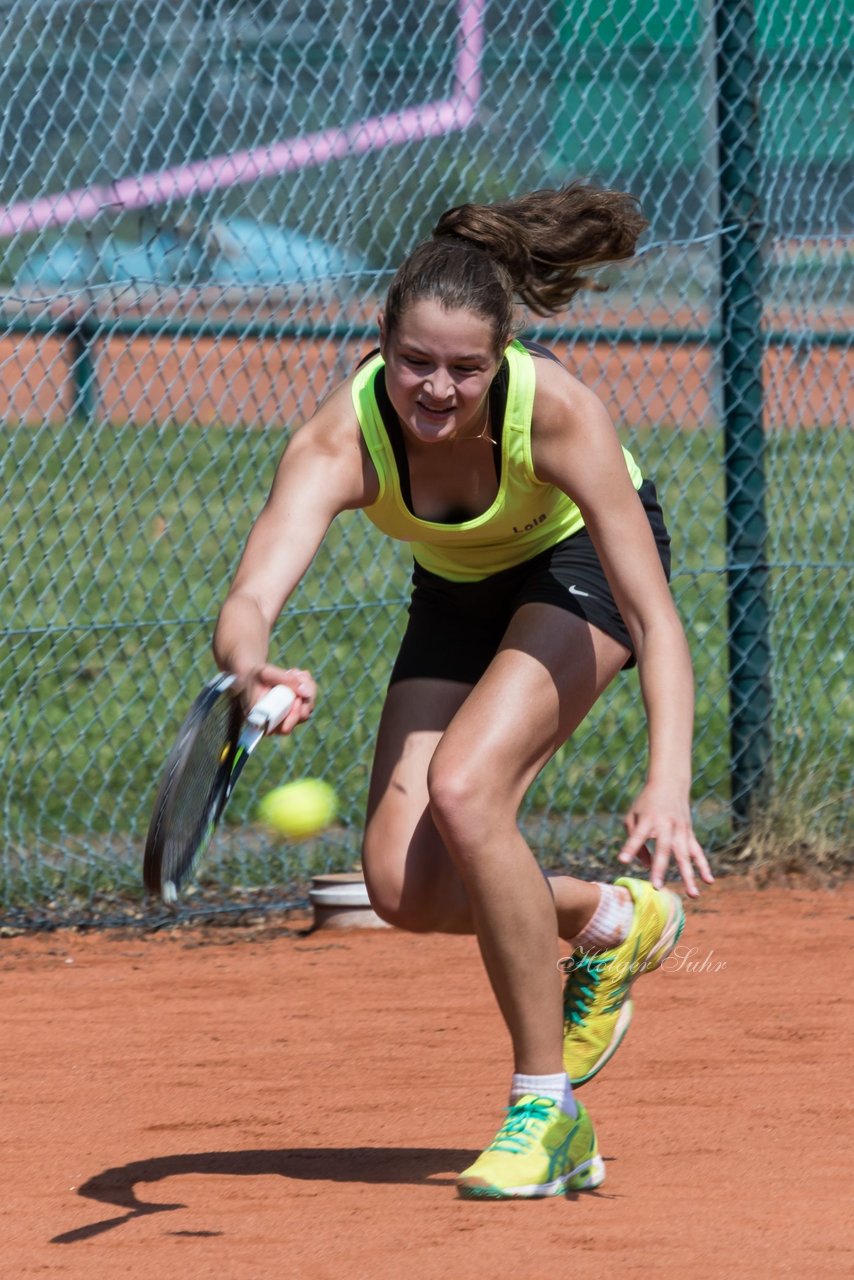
[{"xmin": 380, "ymin": 299, "xmax": 503, "ymax": 445}]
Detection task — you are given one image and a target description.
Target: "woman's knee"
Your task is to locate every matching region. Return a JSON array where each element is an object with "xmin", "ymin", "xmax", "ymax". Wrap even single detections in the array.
[
  {"xmin": 361, "ymin": 832, "xmax": 441, "ymax": 933},
  {"xmin": 364, "ymin": 879, "xmax": 442, "ymax": 933},
  {"xmin": 426, "ymin": 747, "xmax": 513, "ymax": 841}
]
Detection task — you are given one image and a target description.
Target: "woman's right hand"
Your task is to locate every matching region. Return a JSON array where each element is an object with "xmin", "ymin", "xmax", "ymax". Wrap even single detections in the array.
[{"xmin": 238, "ymin": 663, "xmax": 317, "ymax": 735}]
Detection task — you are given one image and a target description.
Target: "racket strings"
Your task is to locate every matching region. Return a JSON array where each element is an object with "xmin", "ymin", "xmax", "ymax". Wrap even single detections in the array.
[{"xmin": 160, "ymin": 696, "xmax": 236, "ymax": 882}]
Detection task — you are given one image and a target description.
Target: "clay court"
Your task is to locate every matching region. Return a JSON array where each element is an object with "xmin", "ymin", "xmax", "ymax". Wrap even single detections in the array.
[{"xmin": 2, "ymin": 876, "xmax": 852, "ymax": 1278}]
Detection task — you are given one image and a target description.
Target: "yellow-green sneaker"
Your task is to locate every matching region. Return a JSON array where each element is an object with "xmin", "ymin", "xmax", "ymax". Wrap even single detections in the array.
[
  {"xmin": 562, "ymin": 876, "xmax": 685, "ymax": 1087},
  {"xmin": 456, "ymin": 1096, "xmax": 605, "ymax": 1200}
]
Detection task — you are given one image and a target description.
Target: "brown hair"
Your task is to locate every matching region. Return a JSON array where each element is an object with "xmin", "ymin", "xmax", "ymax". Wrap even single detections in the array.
[{"xmin": 383, "ymin": 183, "xmax": 647, "ymax": 355}]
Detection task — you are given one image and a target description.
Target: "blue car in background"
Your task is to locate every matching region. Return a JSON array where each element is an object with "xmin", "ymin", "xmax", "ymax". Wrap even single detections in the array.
[{"xmin": 16, "ymin": 217, "xmax": 367, "ymax": 289}]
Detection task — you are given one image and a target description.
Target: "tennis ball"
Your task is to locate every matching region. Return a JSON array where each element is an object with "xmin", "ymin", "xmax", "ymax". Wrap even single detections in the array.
[{"xmin": 258, "ymin": 779, "xmax": 337, "ymax": 840}]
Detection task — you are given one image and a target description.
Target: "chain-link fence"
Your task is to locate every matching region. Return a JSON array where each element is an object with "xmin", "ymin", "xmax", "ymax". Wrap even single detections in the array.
[{"xmin": 1, "ymin": 0, "xmax": 851, "ymax": 925}]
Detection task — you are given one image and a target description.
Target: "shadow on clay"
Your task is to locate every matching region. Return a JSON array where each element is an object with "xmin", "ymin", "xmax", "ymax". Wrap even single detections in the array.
[{"xmin": 51, "ymin": 1147, "xmax": 476, "ymax": 1243}]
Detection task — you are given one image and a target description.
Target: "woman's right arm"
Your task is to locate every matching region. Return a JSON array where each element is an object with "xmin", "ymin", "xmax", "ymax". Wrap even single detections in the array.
[{"xmin": 213, "ymin": 380, "xmax": 376, "ymax": 728}]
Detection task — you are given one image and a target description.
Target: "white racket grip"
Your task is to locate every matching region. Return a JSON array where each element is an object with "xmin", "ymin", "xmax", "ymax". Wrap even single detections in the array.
[{"xmin": 246, "ymin": 684, "xmax": 296, "ymax": 732}]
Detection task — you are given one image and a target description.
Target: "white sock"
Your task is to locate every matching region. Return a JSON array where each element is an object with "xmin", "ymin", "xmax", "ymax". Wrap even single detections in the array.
[
  {"xmin": 509, "ymin": 1071, "xmax": 577, "ymax": 1119},
  {"xmin": 571, "ymin": 883, "xmax": 634, "ymax": 954}
]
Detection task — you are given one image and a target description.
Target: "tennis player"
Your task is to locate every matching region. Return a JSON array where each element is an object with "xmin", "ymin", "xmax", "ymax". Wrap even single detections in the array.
[{"xmin": 213, "ymin": 184, "xmax": 713, "ymax": 1199}]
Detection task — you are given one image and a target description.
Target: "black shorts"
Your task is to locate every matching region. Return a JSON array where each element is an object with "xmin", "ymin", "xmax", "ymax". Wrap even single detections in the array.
[{"xmin": 389, "ymin": 480, "xmax": 671, "ymax": 686}]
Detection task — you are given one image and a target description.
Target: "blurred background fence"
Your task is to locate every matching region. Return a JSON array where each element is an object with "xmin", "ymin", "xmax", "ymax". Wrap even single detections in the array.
[{"xmin": 1, "ymin": 0, "xmax": 851, "ymax": 925}]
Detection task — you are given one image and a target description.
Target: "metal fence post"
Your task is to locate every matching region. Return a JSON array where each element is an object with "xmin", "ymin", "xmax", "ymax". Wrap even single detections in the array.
[
  {"xmin": 714, "ymin": 0, "xmax": 773, "ymax": 827},
  {"xmin": 67, "ymin": 312, "xmax": 97, "ymax": 424}
]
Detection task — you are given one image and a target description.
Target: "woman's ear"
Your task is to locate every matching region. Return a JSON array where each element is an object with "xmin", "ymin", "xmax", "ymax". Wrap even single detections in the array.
[{"xmin": 377, "ymin": 311, "xmax": 387, "ymax": 355}]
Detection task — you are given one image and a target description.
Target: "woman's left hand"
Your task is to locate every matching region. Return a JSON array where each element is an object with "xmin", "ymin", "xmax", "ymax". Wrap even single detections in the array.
[{"xmin": 618, "ymin": 782, "xmax": 714, "ymax": 898}]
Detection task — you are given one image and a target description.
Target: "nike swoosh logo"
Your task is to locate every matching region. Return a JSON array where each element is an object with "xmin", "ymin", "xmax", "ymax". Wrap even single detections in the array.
[{"xmin": 568, "ymin": 585, "xmax": 591, "ymax": 597}]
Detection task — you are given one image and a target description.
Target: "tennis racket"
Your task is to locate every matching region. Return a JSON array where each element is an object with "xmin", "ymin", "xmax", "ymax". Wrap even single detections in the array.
[{"xmin": 143, "ymin": 673, "xmax": 295, "ymax": 905}]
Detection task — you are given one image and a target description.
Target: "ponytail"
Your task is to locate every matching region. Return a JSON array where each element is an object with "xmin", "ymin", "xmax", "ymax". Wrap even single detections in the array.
[{"xmin": 433, "ymin": 184, "xmax": 647, "ymax": 315}]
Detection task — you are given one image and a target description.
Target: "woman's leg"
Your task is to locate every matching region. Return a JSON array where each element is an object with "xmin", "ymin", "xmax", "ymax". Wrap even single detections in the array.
[
  {"xmin": 361, "ymin": 677, "xmax": 474, "ymax": 934},
  {"xmin": 363, "ymin": 617, "xmax": 629, "ymax": 946},
  {"xmin": 425, "ymin": 603, "xmax": 630, "ymax": 1076}
]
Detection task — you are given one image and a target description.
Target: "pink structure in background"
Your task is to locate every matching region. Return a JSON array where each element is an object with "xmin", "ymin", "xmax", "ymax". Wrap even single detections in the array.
[{"xmin": 0, "ymin": 0, "xmax": 484, "ymax": 240}]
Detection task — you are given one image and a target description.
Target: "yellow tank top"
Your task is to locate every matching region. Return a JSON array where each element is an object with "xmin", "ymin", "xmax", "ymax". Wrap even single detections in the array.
[{"xmin": 351, "ymin": 339, "xmax": 642, "ymax": 582}]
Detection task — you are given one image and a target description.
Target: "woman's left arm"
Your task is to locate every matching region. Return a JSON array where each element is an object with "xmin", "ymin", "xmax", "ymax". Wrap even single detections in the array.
[{"xmin": 532, "ymin": 362, "xmax": 713, "ymax": 897}]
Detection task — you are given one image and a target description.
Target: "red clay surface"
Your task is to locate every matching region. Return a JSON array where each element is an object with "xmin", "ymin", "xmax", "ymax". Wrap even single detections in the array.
[
  {"xmin": 2, "ymin": 878, "xmax": 852, "ymax": 1279},
  {"xmin": 2, "ymin": 311, "xmax": 851, "ymax": 429}
]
